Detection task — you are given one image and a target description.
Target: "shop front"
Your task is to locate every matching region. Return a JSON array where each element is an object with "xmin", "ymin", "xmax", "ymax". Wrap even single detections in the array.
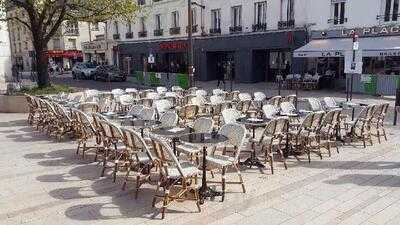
[
  {"xmin": 82, "ymin": 41, "xmax": 107, "ymax": 64},
  {"xmin": 119, "ymin": 30, "xmax": 306, "ymax": 84},
  {"xmin": 45, "ymin": 50, "xmax": 83, "ymax": 70},
  {"xmin": 294, "ymin": 25, "xmax": 400, "ymax": 95}
]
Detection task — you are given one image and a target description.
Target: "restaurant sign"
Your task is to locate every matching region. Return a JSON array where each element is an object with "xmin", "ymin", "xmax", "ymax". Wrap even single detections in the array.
[
  {"xmin": 82, "ymin": 41, "xmax": 106, "ymax": 51},
  {"xmin": 159, "ymin": 41, "xmax": 188, "ymax": 51},
  {"xmin": 312, "ymin": 25, "xmax": 400, "ymax": 39}
]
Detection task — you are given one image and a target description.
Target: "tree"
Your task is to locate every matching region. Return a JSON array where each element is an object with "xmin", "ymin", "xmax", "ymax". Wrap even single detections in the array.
[{"xmin": 0, "ymin": 0, "xmax": 140, "ymax": 88}]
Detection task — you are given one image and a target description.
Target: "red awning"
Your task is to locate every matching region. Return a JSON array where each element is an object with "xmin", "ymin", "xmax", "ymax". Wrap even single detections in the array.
[{"xmin": 45, "ymin": 50, "xmax": 83, "ymax": 58}]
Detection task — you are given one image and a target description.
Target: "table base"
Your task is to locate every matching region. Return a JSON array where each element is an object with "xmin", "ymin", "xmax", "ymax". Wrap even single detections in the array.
[
  {"xmin": 240, "ymin": 155, "xmax": 265, "ymax": 168},
  {"xmin": 199, "ymin": 186, "xmax": 223, "ymax": 204}
]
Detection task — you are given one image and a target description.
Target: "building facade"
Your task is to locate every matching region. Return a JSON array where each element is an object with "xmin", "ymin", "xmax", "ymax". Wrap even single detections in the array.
[
  {"xmin": 115, "ymin": 0, "xmax": 307, "ymax": 83},
  {"xmin": 0, "ymin": 21, "xmax": 12, "ymax": 93},
  {"xmin": 109, "ymin": 0, "xmax": 400, "ymax": 85},
  {"xmin": 7, "ymin": 8, "xmax": 104, "ymax": 71}
]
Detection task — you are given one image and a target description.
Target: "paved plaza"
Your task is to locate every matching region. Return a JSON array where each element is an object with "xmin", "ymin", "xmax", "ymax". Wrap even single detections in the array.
[{"xmin": 1, "ymin": 112, "xmax": 400, "ymax": 225}]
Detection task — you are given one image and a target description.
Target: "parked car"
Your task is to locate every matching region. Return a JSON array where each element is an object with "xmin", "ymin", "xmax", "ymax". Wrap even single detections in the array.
[
  {"xmin": 72, "ymin": 62, "xmax": 97, "ymax": 79},
  {"xmin": 93, "ymin": 65, "xmax": 127, "ymax": 82}
]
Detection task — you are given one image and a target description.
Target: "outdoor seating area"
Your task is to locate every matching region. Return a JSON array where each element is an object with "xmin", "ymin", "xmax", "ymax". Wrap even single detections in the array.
[{"xmin": 23, "ymin": 86, "xmax": 391, "ymax": 219}]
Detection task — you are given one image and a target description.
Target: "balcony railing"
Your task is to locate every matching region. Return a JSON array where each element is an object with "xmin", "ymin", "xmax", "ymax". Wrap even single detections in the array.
[
  {"xmin": 376, "ymin": 14, "xmax": 399, "ymax": 22},
  {"xmin": 186, "ymin": 25, "xmax": 198, "ymax": 33},
  {"xmin": 278, "ymin": 20, "xmax": 295, "ymax": 29},
  {"xmin": 125, "ymin": 32, "xmax": 133, "ymax": 39},
  {"xmin": 154, "ymin": 29, "xmax": 163, "ymax": 36},
  {"xmin": 113, "ymin": 33, "xmax": 120, "ymax": 40},
  {"xmin": 209, "ymin": 28, "xmax": 221, "ymax": 34},
  {"xmin": 327, "ymin": 18, "xmax": 348, "ymax": 25},
  {"xmin": 229, "ymin": 26, "xmax": 242, "ymax": 33},
  {"xmin": 138, "ymin": 31, "xmax": 147, "ymax": 38},
  {"xmin": 170, "ymin": 27, "xmax": 181, "ymax": 35},
  {"xmin": 64, "ymin": 28, "xmax": 79, "ymax": 36},
  {"xmin": 252, "ymin": 23, "xmax": 267, "ymax": 32}
]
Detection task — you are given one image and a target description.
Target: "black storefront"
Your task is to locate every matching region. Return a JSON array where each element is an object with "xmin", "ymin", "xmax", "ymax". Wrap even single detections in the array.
[{"xmin": 118, "ymin": 29, "xmax": 306, "ymax": 83}]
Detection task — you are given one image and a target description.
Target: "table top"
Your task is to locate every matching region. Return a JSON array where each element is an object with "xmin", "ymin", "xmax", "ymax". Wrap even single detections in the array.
[
  {"xmin": 151, "ymin": 126, "xmax": 191, "ymax": 137},
  {"xmin": 236, "ymin": 117, "xmax": 269, "ymax": 127},
  {"xmin": 101, "ymin": 112, "xmax": 133, "ymax": 120},
  {"xmin": 122, "ymin": 119, "xmax": 161, "ymax": 128},
  {"xmin": 179, "ymin": 133, "xmax": 228, "ymax": 146}
]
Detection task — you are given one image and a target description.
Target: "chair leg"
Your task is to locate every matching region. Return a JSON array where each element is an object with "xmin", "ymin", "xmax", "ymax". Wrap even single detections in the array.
[
  {"xmin": 221, "ymin": 167, "xmax": 226, "ymax": 202},
  {"xmin": 135, "ymin": 175, "xmax": 141, "ymax": 199},
  {"xmin": 76, "ymin": 142, "xmax": 80, "ymax": 155},
  {"xmin": 152, "ymin": 180, "xmax": 161, "ymax": 207},
  {"xmin": 113, "ymin": 161, "xmax": 118, "ymax": 183},
  {"xmin": 100, "ymin": 149, "xmax": 108, "ymax": 177},
  {"xmin": 161, "ymin": 186, "xmax": 170, "ymax": 219},
  {"xmin": 122, "ymin": 166, "xmax": 131, "ymax": 191},
  {"xmin": 233, "ymin": 164, "xmax": 245, "ymax": 193},
  {"xmin": 278, "ymin": 148, "xmax": 287, "ymax": 170},
  {"xmin": 383, "ymin": 127, "xmax": 387, "ymax": 141},
  {"xmin": 269, "ymin": 151, "xmax": 274, "ymax": 174}
]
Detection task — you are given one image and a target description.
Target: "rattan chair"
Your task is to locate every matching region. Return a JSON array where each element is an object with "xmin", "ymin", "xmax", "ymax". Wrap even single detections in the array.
[
  {"xmin": 221, "ymin": 108, "xmax": 242, "ymax": 124},
  {"xmin": 345, "ymin": 105, "xmax": 376, "ymax": 148},
  {"xmin": 370, "ymin": 103, "xmax": 389, "ymax": 143},
  {"xmin": 151, "ymin": 136, "xmax": 201, "ymax": 219},
  {"xmin": 159, "ymin": 111, "xmax": 179, "ymax": 128},
  {"xmin": 72, "ymin": 109, "xmax": 101, "ymax": 159},
  {"xmin": 268, "ymin": 96, "xmax": 282, "ymax": 108},
  {"xmin": 120, "ymin": 127, "xmax": 157, "ymax": 198},
  {"xmin": 258, "ymin": 117, "xmax": 289, "ymax": 174},
  {"xmin": 78, "ymin": 102, "xmax": 99, "ymax": 114},
  {"xmin": 262, "ymin": 104, "xmax": 279, "ymax": 119},
  {"xmin": 178, "ymin": 104, "xmax": 199, "ymax": 124},
  {"xmin": 320, "ymin": 109, "xmax": 342, "ymax": 157},
  {"xmin": 206, "ymin": 123, "xmax": 247, "ymax": 201}
]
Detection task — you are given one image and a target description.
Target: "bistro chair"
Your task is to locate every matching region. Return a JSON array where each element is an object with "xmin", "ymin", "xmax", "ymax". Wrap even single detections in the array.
[
  {"xmin": 138, "ymin": 98, "xmax": 154, "ymax": 107},
  {"xmin": 118, "ymin": 94, "xmax": 136, "ymax": 111},
  {"xmin": 267, "ymin": 96, "xmax": 282, "ymax": 108},
  {"xmin": 176, "ymin": 117, "xmax": 214, "ymax": 161},
  {"xmin": 238, "ymin": 92, "xmax": 252, "ymax": 101},
  {"xmin": 307, "ymin": 97, "xmax": 324, "ymax": 112},
  {"xmin": 257, "ymin": 117, "xmax": 289, "ymax": 174},
  {"xmin": 370, "ymin": 103, "xmax": 389, "ymax": 143},
  {"xmin": 154, "ymin": 99, "xmax": 173, "ymax": 117},
  {"xmin": 262, "ymin": 104, "xmax": 279, "ymax": 119},
  {"xmin": 151, "ymin": 135, "xmax": 201, "ymax": 219},
  {"xmin": 284, "ymin": 95, "xmax": 297, "ymax": 106},
  {"xmin": 147, "ymin": 92, "xmax": 161, "ymax": 100},
  {"xmin": 221, "ymin": 108, "xmax": 243, "ymax": 124},
  {"xmin": 195, "ymin": 89, "xmax": 208, "ymax": 97},
  {"xmin": 178, "ymin": 104, "xmax": 199, "ymax": 124},
  {"xmin": 206, "ymin": 123, "xmax": 247, "ymax": 201},
  {"xmin": 236, "ymin": 100, "xmax": 252, "ymax": 114},
  {"xmin": 289, "ymin": 111, "xmax": 325, "ymax": 163},
  {"xmin": 72, "ymin": 109, "xmax": 100, "ymax": 159},
  {"xmin": 253, "ymin": 92, "xmax": 267, "ymax": 109},
  {"xmin": 344, "ymin": 105, "xmax": 376, "ymax": 148},
  {"xmin": 323, "ymin": 97, "xmax": 341, "ymax": 110},
  {"xmin": 213, "ymin": 88, "xmax": 226, "ymax": 96},
  {"xmin": 127, "ymin": 105, "xmax": 144, "ymax": 117},
  {"xmin": 320, "ymin": 109, "xmax": 342, "ymax": 157},
  {"xmin": 225, "ymin": 91, "xmax": 240, "ymax": 101},
  {"xmin": 159, "ymin": 111, "xmax": 179, "ymax": 128},
  {"xmin": 120, "ymin": 127, "xmax": 157, "ymax": 199},
  {"xmin": 78, "ymin": 102, "xmax": 99, "ymax": 114},
  {"xmin": 138, "ymin": 107, "xmax": 156, "ymax": 121},
  {"xmin": 156, "ymin": 86, "xmax": 168, "ymax": 95},
  {"xmin": 25, "ymin": 94, "xmax": 39, "ymax": 126}
]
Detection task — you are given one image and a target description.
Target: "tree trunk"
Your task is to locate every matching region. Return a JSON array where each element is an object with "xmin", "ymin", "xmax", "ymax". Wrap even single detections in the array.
[
  {"xmin": 32, "ymin": 34, "xmax": 50, "ymax": 88},
  {"xmin": 35, "ymin": 50, "xmax": 50, "ymax": 88}
]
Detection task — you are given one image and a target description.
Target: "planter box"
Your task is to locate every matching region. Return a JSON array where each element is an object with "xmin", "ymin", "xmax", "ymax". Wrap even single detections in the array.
[{"xmin": 0, "ymin": 95, "xmax": 29, "ymax": 113}]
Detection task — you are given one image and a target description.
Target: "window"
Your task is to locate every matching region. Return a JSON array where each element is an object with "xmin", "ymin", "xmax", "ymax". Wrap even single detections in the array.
[
  {"xmin": 171, "ymin": 11, "xmax": 179, "ymax": 28},
  {"xmin": 155, "ymin": 14, "xmax": 162, "ymax": 30},
  {"xmin": 254, "ymin": 1, "xmax": 267, "ymax": 25},
  {"xmin": 126, "ymin": 22, "xmax": 132, "ymax": 33},
  {"xmin": 68, "ymin": 38, "xmax": 77, "ymax": 49},
  {"xmin": 140, "ymin": 17, "xmax": 146, "ymax": 31},
  {"xmin": 192, "ymin": 8, "xmax": 197, "ymax": 26},
  {"xmin": 92, "ymin": 22, "xmax": 99, "ymax": 31},
  {"xmin": 231, "ymin": 6, "xmax": 242, "ymax": 27},
  {"xmin": 53, "ymin": 39, "xmax": 61, "ymax": 49},
  {"xmin": 285, "ymin": 0, "xmax": 295, "ymax": 21},
  {"xmin": 211, "ymin": 9, "xmax": 221, "ymax": 29},
  {"xmin": 114, "ymin": 21, "xmax": 119, "ymax": 34},
  {"xmin": 332, "ymin": 0, "xmax": 346, "ymax": 25},
  {"xmin": 384, "ymin": 0, "xmax": 399, "ymax": 21}
]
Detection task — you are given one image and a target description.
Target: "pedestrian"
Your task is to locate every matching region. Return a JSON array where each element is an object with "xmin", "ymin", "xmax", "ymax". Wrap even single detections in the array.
[{"xmin": 216, "ymin": 62, "xmax": 225, "ymax": 88}]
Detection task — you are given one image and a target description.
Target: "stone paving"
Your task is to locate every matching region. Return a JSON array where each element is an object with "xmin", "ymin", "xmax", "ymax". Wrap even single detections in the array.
[{"xmin": 1, "ymin": 113, "xmax": 400, "ymax": 225}]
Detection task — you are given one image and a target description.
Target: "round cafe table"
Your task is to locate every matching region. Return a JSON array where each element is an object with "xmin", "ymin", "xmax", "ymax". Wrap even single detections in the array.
[
  {"xmin": 151, "ymin": 126, "xmax": 191, "ymax": 154},
  {"xmin": 179, "ymin": 133, "xmax": 228, "ymax": 204},
  {"xmin": 236, "ymin": 117, "xmax": 269, "ymax": 169},
  {"xmin": 121, "ymin": 119, "xmax": 161, "ymax": 137}
]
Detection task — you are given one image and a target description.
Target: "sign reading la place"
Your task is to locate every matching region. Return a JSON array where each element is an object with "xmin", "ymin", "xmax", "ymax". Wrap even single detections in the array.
[{"xmin": 341, "ymin": 25, "xmax": 400, "ymax": 37}]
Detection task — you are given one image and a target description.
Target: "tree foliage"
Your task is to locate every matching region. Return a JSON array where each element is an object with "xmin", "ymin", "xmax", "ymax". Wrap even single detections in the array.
[{"xmin": 0, "ymin": 0, "xmax": 140, "ymax": 87}]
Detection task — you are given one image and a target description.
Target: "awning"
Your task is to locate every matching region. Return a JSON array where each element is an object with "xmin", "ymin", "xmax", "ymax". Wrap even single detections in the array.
[{"xmin": 293, "ymin": 36, "xmax": 400, "ymax": 58}]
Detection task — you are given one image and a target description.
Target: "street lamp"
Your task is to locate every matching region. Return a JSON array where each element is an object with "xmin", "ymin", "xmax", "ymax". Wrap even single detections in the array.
[{"xmin": 187, "ymin": 0, "xmax": 205, "ymax": 88}]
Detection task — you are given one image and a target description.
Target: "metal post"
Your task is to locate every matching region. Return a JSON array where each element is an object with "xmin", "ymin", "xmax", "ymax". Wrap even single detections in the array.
[
  {"xmin": 187, "ymin": 0, "xmax": 194, "ymax": 88},
  {"xmin": 346, "ymin": 75, "xmax": 349, "ymax": 102},
  {"xmin": 350, "ymin": 74, "xmax": 353, "ymax": 101},
  {"xmin": 394, "ymin": 88, "xmax": 400, "ymax": 125}
]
